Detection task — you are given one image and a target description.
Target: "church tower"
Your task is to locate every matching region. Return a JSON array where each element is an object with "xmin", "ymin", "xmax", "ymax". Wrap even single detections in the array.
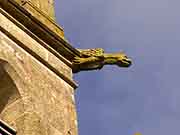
[{"xmin": 0, "ymin": 0, "xmax": 79, "ymax": 134}]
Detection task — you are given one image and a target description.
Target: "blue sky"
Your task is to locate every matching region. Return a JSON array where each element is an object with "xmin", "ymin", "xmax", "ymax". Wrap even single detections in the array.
[{"xmin": 55, "ymin": 0, "xmax": 180, "ymax": 135}]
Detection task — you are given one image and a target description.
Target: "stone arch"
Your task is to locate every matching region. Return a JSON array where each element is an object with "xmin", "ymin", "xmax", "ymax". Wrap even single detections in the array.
[
  {"xmin": 0, "ymin": 61, "xmax": 20, "ymax": 112},
  {"xmin": 0, "ymin": 59, "xmax": 26, "ymax": 126}
]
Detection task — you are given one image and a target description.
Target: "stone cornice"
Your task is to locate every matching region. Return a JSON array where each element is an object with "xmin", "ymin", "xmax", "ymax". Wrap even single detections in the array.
[
  {"xmin": 0, "ymin": 0, "xmax": 81, "ymax": 62},
  {"xmin": 0, "ymin": 7, "xmax": 78, "ymax": 89}
]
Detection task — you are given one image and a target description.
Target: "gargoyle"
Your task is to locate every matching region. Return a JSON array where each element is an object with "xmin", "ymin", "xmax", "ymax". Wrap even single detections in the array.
[{"xmin": 72, "ymin": 48, "xmax": 132, "ymax": 73}]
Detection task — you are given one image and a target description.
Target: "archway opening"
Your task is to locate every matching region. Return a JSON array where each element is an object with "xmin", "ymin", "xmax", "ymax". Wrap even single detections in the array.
[{"xmin": 0, "ymin": 62, "xmax": 20, "ymax": 114}]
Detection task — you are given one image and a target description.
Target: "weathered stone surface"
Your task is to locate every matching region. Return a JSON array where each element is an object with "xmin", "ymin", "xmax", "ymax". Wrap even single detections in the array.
[
  {"xmin": 14, "ymin": 0, "xmax": 55, "ymax": 20},
  {"xmin": 0, "ymin": 9, "xmax": 74, "ymax": 82},
  {"xmin": 30, "ymin": 0, "xmax": 55, "ymax": 19},
  {"xmin": 0, "ymin": 11, "xmax": 78, "ymax": 135},
  {"xmin": 0, "ymin": 1, "xmax": 81, "ymax": 60}
]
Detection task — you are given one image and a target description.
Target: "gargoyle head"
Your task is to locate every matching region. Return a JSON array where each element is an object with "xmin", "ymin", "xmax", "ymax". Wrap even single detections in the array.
[{"xmin": 115, "ymin": 52, "xmax": 132, "ymax": 67}]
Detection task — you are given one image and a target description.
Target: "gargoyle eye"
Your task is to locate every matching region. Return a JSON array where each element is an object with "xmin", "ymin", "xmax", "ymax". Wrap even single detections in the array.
[{"xmin": 124, "ymin": 56, "xmax": 128, "ymax": 58}]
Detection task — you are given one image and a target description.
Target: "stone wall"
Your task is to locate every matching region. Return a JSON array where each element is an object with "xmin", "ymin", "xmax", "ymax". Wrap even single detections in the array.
[
  {"xmin": 14, "ymin": 0, "xmax": 55, "ymax": 19},
  {"xmin": 0, "ymin": 6, "xmax": 78, "ymax": 135},
  {"xmin": 30, "ymin": 0, "xmax": 55, "ymax": 19}
]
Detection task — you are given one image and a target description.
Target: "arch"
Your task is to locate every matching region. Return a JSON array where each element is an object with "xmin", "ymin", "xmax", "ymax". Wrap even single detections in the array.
[
  {"xmin": 0, "ymin": 62, "xmax": 20, "ymax": 112},
  {"xmin": 0, "ymin": 58, "xmax": 26, "ymax": 97},
  {"xmin": 0, "ymin": 59, "xmax": 25, "ymax": 124}
]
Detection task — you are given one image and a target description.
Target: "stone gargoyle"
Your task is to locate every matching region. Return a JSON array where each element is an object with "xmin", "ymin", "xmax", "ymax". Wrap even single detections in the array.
[{"xmin": 72, "ymin": 48, "xmax": 132, "ymax": 73}]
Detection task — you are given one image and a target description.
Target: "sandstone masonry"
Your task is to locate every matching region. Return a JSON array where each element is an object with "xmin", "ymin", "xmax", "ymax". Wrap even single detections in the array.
[{"xmin": 0, "ymin": 0, "xmax": 79, "ymax": 134}]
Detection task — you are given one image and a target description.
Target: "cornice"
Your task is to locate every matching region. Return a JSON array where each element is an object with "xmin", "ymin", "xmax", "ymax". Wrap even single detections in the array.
[
  {"xmin": 0, "ymin": 0, "xmax": 81, "ymax": 62},
  {"xmin": 0, "ymin": 2, "xmax": 79, "ymax": 89}
]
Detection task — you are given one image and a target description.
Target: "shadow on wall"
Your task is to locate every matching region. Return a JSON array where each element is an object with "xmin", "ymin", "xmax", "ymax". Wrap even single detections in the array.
[{"xmin": 0, "ymin": 60, "xmax": 21, "ymax": 115}]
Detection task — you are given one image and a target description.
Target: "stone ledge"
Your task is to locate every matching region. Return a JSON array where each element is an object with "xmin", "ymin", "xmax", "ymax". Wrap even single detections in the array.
[
  {"xmin": 0, "ymin": 7, "xmax": 72, "ymax": 68},
  {"xmin": 15, "ymin": 0, "xmax": 63, "ymax": 37},
  {"xmin": 0, "ymin": 18, "xmax": 78, "ymax": 88},
  {"xmin": 0, "ymin": 0, "xmax": 81, "ymax": 61},
  {"xmin": 0, "ymin": 119, "xmax": 17, "ymax": 135}
]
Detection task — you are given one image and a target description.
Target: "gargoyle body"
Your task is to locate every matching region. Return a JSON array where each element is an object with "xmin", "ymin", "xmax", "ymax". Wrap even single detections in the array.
[{"xmin": 72, "ymin": 48, "xmax": 132, "ymax": 73}]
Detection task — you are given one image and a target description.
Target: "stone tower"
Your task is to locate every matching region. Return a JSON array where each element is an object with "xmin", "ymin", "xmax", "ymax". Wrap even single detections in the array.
[{"xmin": 0, "ymin": 0, "xmax": 80, "ymax": 134}]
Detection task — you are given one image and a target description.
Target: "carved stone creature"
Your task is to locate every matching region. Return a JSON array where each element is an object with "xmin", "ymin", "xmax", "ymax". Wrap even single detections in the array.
[{"xmin": 72, "ymin": 48, "xmax": 132, "ymax": 73}]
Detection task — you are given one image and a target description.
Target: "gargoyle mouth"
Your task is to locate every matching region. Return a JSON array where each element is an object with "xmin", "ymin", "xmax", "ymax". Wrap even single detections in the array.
[{"xmin": 119, "ymin": 58, "xmax": 132, "ymax": 67}]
